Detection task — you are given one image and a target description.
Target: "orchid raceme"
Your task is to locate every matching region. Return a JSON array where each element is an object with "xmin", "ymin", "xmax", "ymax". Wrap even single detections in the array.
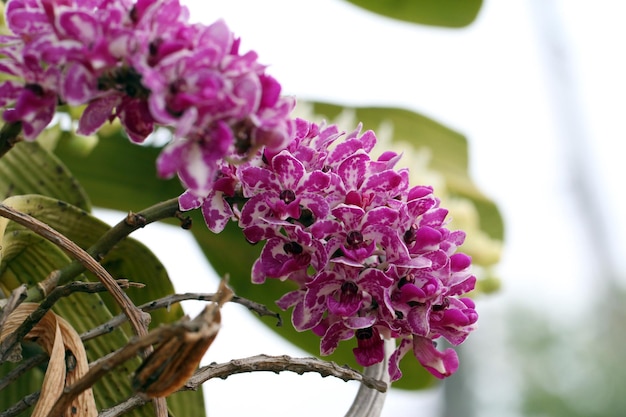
[
  {"xmin": 0, "ymin": 0, "xmax": 294, "ymax": 195},
  {"xmin": 194, "ymin": 118, "xmax": 478, "ymax": 381},
  {"xmin": 0, "ymin": 0, "xmax": 478, "ymax": 385}
]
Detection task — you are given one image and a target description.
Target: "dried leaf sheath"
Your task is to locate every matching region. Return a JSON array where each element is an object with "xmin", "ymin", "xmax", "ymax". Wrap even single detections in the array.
[
  {"xmin": 0, "ymin": 303, "xmax": 97, "ymax": 417},
  {"xmin": 132, "ymin": 280, "xmax": 233, "ymax": 398}
]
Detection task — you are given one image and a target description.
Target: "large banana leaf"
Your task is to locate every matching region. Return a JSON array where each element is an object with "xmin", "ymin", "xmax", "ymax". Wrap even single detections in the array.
[
  {"xmin": 0, "ymin": 140, "xmax": 90, "ymax": 211},
  {"xmin": 342, "ymin": 0, "xmax": 483, "ymax": 28},
  {"xmin": 0, "ymin": 143, "xmax": 205, "ymax": 416},
  {"xmin": 52, "ymin": 102, "xmax": 502, "ymax": 389}
]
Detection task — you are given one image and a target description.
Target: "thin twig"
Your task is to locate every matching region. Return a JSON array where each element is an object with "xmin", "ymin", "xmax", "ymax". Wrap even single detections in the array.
[
  {"xmin": 0, "ymin": 204, "xmax": 150, "ymax": 341},
  {"xmin": 0, "ymin": 391, "xmax": 40, "ymax": 417},
  {"xmin": 81, "ymin": 292, "xmax": 281, "ymax": 342},
  {"xmin": 232, "ymin": 295, "xmax": 283, "ymax": 326},
  {"xmin": 0, "ymin": 353, "xmax": 47, "ymax": 392},
  {"xmin": 188, "ymin": 354, "xmax": 388, "ymax": 392},
  {"xmin": 0, "ymin": 353, "xmax": 48, "ymax": 391},
  {"xmin": 98, "ymin": 396, "xmax": 146, "ymax": 417},
  {"xmin": 0, "ymin": 280, "xmax": 136, "ymax": 363}
]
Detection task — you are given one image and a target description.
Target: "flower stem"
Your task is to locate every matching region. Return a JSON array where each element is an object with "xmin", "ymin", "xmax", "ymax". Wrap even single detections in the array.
[{"xmin": 344, "ymin": 339, "xmax": 393, "ymax": 417}]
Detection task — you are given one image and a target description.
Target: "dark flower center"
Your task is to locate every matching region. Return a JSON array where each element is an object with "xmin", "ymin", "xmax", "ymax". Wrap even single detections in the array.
[
  {"xmin": 397, "ymin": 277, "xmax": 410, "ymax": 288},
  {"xmin": 283, "ymin": 241, "xmax": 303, "ymax": 255},
  {"xmin": 407, "ymin": 301, "xmax": 424, "ymax": 307},
  {"xmin": 98, "ymin": 67, "xmax": 149, "ymax": 99},
  {"xmin": 147, "ymin": 38, "xmax": 164, "ymax": 66},
  {"xmin": 129, "ymin": 5, "xmax": 138, "ymax": 22},
  {"xmin": 403, "ymin": 224, "xmax": 418, "ymax": 244},
  {"xmin": 356, "ymin": 327, "xmax": 373, "ymax": 340},
  {"xmin": 233, "ymin": 119, "xmax": 255, "ymax": 154},
  {"xmin": 25, "ymin": 83, "xmax": 44, "ymax": 96},
  {"xmin": 346, "ymin": 230, "xmax": 364, "ymax": 247},
  {"xmin": 341, "ymin": 280, "xmax": 359, "ymax": 295},
  {"xmin": 280, "ymin": 189, "xmax": 296, "ymax": 204},
  {"xmin": 432, "ymin": 297, "xmax": 450, "ymax": 311}
]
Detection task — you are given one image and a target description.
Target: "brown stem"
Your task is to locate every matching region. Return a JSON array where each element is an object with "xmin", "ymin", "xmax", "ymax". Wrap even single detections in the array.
[
  {"xmin": 26, "ymin": 198, "xmax": 182, "ymax": 300},
  {"xmin": 151, "ymin": 398, "xmax": 168, "ymax": 417},
  {"xmin": 187, "ymin": 355, "xmax": 388, "ymax": 393},
  {"xmin": 98, "ymin": 396, "xmax": 146, "ymax": 417},
  {"xmin": 94, "ymin": 354, "xmax": 389, "ymax": 417},
  {"xmin": 0, "ymin": 353, "xmax": 47, "ymax": 392},
  {"xmin": 81, "ymin": 291, "xmax": 281, "ymax": 342},
  {"xmin": 0, "ymin": 391, "xmax": 40, "ymax": 417},
  {"xmin": 98, "ymin": 355, "xmax": 388, "ymax": 417}
]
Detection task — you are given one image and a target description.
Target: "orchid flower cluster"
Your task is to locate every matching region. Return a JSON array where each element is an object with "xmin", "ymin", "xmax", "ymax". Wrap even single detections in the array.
[
  {"xmin": 0, "ymin": 0, "xmax": 477, "ymax": 382},
  {"xmin": 0, "ymin": 0, "xmax": 294, "ymax": 194},
  {"xmin": 212, "ymin": 120, "xmax": 479, "ymax": 380}
]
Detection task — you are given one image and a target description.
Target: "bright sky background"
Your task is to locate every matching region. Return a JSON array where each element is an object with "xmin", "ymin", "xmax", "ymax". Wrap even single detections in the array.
[{"xmin": 98, "ymin": 1, "xmax": 626, "ymax": 416}]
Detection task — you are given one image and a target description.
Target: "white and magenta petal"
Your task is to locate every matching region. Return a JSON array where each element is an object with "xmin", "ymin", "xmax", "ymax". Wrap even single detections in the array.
[
  {"xmin": 412, "ymin": 336, "xmax": 459, "ymax": 379},
  {"xmin": 201, "ymin": 191, "xmax": 234, "ymax": 233}
]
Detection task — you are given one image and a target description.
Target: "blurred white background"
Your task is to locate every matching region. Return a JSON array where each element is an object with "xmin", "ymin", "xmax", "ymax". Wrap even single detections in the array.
[{"xmin": 98, "ymin": 1, "xmax": 626, "ymax": 416}]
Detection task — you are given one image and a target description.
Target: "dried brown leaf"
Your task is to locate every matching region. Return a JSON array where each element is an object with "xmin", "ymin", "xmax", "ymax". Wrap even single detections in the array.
[
  {"xmin": 0, "ymin": 303, "xmax": 97, "ymax": 417},
  {"xmin": 132, "ymin": 280, "xmax": 233, "ymax": 398}
]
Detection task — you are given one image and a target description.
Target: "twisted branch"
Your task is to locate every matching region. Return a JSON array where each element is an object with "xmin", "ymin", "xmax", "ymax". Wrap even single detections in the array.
[
  {"xmin": 188, "ymin": 354, "xmax": 388, "ymax": 392},
  {"xmin": 0, "ymin": 391, "xmax": 39, "ymax": 417},
  {"xmin": 96, "ymin": 354, "xmax": 388, "ymax": 417}
]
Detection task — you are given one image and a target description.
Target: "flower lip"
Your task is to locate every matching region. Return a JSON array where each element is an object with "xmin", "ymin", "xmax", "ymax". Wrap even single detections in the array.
[
  {"xmin": 355, "ymin": 327, "xmax": 373, "ymax": 340},
  {"xmin": 353, "ymin": 326, "xmax": 385, "ymax": 367}
]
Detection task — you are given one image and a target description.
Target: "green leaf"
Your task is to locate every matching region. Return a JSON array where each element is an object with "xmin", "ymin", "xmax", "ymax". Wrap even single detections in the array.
[
  {"xmin": 54, "ymin": 131, "xmax": 184, "ymax": 212},
  {"xmin": 342, "ymin": 0, "xmax": 483, "ymax": 28},
  {"xmin": 0, "ymin": 140, "xmax": 91, "ymax": 211}
]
